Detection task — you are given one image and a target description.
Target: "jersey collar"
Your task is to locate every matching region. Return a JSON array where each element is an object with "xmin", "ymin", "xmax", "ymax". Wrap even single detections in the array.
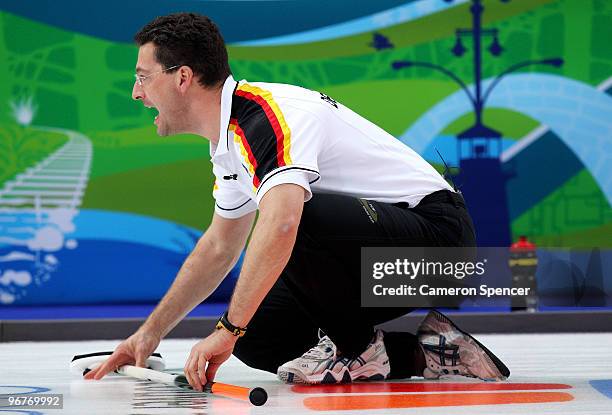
[{"xmin": 210, "ymin": 74, "xmax": 238, "ymax": 159}]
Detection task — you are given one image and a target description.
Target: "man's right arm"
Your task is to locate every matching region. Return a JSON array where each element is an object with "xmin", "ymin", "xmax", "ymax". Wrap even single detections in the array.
[
  {"xmin": 85, "ymin": 211, "xmax": 255, "ymax": 380},
  {"xmin": 140, "ymin": 211, "xmax": 256, "ymax": 339}
]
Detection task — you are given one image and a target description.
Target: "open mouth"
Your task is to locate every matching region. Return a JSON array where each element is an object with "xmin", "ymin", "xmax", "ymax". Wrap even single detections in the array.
[{"xmin": 145, "ymin": 104, "xmax": 159, "ymax": 125}]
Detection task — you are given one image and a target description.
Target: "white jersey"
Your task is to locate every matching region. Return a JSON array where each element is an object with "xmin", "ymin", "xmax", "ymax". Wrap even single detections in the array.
[{"xmin": 211, "ymin": 75, "xmax": 452, "ymax": 218}]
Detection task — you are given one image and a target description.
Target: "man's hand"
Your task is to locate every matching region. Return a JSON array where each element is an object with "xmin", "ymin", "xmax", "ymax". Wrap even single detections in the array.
[
  {"xmin": 183, "ymin": 329, "xmax": 238, "ymax": 391},
  {"xmin": 84, "ymin": 329, "xmax": 161, "ymax": 380}
]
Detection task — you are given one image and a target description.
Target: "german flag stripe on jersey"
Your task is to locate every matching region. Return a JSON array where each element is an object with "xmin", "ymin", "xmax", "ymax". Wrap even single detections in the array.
[
  {"xmin": 230, "ymin": 118, "xmax": 260, "ymax": 190},
  {"xmin": 232, "ymin": 83, "xmax": 292, "ymax": 185}
]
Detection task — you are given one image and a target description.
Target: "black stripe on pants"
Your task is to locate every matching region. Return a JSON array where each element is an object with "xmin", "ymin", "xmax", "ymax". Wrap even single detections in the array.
[{"xmin": 233, "ymin": 190, "xmax": 476, "ymax": 379}]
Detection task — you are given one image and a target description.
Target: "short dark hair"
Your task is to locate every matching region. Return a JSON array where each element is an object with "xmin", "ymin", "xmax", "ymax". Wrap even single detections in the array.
[{"xmin": 134, "ymin": 13, "xmax": 231, "ymax": 88}]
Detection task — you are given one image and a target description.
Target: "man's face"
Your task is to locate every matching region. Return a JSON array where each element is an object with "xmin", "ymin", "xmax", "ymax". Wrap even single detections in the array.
[{"xmin": 132, "ymin": 43, "xmax": 188, "ymax": 136}]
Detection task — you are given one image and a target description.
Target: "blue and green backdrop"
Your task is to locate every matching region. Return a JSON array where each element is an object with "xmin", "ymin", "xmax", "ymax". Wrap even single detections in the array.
[{"xmin": 0, "ymin": 0, "xmax": 610, "ymax": 307}]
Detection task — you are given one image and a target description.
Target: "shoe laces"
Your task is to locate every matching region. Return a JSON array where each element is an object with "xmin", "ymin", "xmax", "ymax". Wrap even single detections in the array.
[{"xmin": 302, "ymin": 332, "xmax": 336, "ymax": 360}]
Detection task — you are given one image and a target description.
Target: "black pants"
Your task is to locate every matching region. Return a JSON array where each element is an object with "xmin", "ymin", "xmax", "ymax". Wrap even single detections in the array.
[{"xmin": 233, "ymin": 190, "xmax": 476, "ymax": 379}]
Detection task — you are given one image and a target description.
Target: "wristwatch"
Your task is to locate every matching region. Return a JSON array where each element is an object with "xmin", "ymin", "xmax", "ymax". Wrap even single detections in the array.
[{"xmin": 215, "ymin": 311, "xmax": 247, "ymax": 337}]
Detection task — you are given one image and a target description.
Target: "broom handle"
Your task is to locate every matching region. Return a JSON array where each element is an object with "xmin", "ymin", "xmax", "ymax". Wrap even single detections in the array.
[{"xmin": 116, "ymin": 365, "xmax": 267, "ymax": 406}]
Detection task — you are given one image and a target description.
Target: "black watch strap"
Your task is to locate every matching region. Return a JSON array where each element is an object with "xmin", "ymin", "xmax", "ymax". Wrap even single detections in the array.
[{"xmin": 215, "ymin": 311, "xmax": 247, "ymax": 337}]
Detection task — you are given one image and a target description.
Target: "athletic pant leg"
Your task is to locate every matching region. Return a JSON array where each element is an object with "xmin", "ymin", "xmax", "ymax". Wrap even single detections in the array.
[
  {"xmin": 280, "ymin": 192, "xmax": 475, "ymax": 374},
  {"xmin": 234, "ymin": 191, "xmax": 475, "ymax": 377}
]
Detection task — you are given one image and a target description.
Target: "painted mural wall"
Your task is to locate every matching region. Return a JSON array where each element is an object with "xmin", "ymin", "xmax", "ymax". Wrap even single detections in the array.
[{"xmin": 0, "ymin": 0, "xmax": 610, "ymax": 306}]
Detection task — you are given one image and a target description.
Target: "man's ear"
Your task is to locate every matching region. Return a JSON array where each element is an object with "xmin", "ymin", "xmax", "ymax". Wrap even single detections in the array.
[{"xmin": 177, "ymin": 66, "xmax": 194, "ymax": 93}]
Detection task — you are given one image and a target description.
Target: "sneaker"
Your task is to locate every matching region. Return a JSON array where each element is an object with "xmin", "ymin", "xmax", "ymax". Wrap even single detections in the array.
[
  {"xmin": 277, "ymin": 330, "xmax": 390, "ymax": 384},
  {"xmin": 417, "ymin": 310, "xmax": 510, "ymax": 381},
  {"xmin": 346, "ymin": 329, "xmax": 390, "ymax": 382}
]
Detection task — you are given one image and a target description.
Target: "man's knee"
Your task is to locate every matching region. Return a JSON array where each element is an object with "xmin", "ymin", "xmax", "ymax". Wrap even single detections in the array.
[{"xmin": 233, "ymin": 338, "xmax": 279, "ymax": 374}]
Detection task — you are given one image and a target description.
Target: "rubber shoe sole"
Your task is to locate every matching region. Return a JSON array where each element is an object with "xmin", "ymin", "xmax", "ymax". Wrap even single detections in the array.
[{"xmin": 277, "ymin": 367, "xmax": 352, "ymax": 385}]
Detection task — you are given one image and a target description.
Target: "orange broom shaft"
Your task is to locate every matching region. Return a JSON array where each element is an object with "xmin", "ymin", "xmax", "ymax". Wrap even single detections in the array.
[
  {"xmin": 209, "ymin": 381, "xmax": 249, "ymax": 399},
  {"xmin": 206, "ymin": 381, "xmax": 268, "ymax": 406}
]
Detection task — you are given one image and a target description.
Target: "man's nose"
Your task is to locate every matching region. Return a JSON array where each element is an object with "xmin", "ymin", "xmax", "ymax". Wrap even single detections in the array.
[{"xmin": 132, "ymin": 81, "xmax": 144, "ymax": 101}]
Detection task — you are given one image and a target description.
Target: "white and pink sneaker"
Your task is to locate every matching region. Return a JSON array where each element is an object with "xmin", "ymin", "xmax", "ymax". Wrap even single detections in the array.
[
  {"xmin": 277, "ymin": 330, "xmax": 390, "ymax": 384},
  {"xmin": 418, "ymin": 310, "xmax": 510, "ymax": 381}
]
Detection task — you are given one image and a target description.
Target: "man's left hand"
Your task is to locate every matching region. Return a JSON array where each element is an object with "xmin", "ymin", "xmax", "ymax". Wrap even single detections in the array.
[{"xmin": 184, "ymin": 329, "xmax": 239, "ymax": 390}]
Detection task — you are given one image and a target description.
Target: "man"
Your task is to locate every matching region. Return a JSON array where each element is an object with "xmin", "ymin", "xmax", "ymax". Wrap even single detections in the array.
[{"xmin": 86, "ymin": 12, "xmax": 509, "ymax": 389}]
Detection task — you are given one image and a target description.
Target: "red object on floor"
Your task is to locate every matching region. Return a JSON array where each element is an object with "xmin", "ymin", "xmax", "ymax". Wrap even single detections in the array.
[
  {"xmin": 292, "ymin": 382, "xmax": 572, "ymax": 394},
  {"xmin": 303, "ymin": 391, "xmax": 574, "ymax": 411}
]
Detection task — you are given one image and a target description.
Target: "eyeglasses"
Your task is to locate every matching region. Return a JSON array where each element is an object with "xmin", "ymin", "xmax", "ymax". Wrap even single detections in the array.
[{"xmin": 134, "ymin": 65, "xmax": 180, "ymax": 86}]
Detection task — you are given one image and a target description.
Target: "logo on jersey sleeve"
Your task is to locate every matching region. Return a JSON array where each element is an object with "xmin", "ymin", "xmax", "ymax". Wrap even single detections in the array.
[{"xmin": 319, "ymin": 92, "xmax": 338, "ymax": 108}]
